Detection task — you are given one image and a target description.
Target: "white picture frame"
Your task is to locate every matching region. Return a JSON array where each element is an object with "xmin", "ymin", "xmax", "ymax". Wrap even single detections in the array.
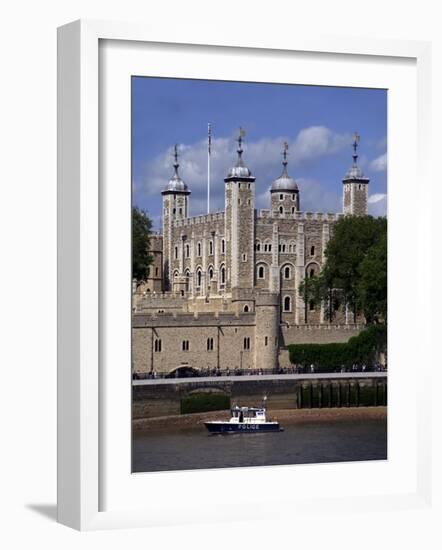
[{"xmin": 57, "ymin": 19, "xmax": 433, "ymax": 531}]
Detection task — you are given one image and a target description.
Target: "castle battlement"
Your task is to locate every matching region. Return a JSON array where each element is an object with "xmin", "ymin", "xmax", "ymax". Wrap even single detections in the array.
[
  {"xmin": 173, "ymin": 211, "xmax": 225, "ymax": 228},
  {"xmin": 137, "ymin": 292, "xmax": 187, "ymax": 301},
  {"xmin": 256, "ymin": 211, "xmax": 344, "ymax": 222},
  {"xmin": 133, "ymin": 310, "xmax": 256, "ymax": 328},
  {"xmin": 294, "ymin": 211, "xmax": 344, "ymax": 222},
  {"xmin": 281, "ymin": 323, "xmax": 365, "ymax": 331}
]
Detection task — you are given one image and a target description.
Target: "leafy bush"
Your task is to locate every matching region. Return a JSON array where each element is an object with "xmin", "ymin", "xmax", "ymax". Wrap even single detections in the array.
[
  {"xmin": 180, "ymin": 392, "xmax": 230, "ymax": 414},
  {"xmin": 288, "ymin": 325, "xmax": 386, "ymax": 372}
]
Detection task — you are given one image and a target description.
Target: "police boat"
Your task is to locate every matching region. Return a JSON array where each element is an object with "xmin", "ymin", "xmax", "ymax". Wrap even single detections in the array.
[{"xmin": 204, "ymin": 397, "xmax": 282, "ymax": 434}]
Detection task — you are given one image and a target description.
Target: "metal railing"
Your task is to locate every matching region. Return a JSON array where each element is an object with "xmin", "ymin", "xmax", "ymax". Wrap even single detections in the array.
[{"xmin": 132, "ymin": 364, "xmax": 387, "ymax": 380}]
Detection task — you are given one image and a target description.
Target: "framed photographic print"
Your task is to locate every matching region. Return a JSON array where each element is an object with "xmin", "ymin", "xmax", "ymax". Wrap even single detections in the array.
[{"xmin": 57, "ymin": 19, "xmax": 432, "ymax": 530}]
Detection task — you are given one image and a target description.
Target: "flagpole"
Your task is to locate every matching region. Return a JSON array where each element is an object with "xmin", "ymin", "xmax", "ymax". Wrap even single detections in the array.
[{"xmin": 207, "ymin": 123, "xmax": 211, "ymax": 214}]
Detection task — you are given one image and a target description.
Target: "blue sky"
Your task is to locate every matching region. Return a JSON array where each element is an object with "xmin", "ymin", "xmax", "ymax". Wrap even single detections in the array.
[{"xmin": 132, "ymin": 77, "xmax": 387, "ymax": 230}]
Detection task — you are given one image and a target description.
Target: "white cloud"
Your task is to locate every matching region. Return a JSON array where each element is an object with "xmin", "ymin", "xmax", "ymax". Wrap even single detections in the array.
[
  {"xmin": 368, "ymin": 194, "xmax": 387, "ymax": 217},
  {"xmin": 370, "ymin": 152, "xmax": 387, "ymax": 172},
  {"xmin": 368, "ymin": 193, "xmax": 387, "ymax": 204}
]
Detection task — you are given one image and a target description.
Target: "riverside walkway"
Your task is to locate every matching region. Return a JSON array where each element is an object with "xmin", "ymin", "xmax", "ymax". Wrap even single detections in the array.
[{"xmin": 133, "ymin": 371, "xmax": 387, "ymax": 386}]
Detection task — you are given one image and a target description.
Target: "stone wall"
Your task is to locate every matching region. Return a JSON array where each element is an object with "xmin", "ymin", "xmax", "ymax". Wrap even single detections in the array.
[
  {"xmin": 280, "ymin": 323, "xmax": 364, "ymax": 345},
  {"xmin": 132, "ymin": 312, "xmax": 256, "ymax": 375},
  {"xmin": 132, "ymin": 374, "xmax": 387, "ymax": 418},
  {"xmin": 132, "ymin": 303, "xmax": 364, "ymax": 375}
]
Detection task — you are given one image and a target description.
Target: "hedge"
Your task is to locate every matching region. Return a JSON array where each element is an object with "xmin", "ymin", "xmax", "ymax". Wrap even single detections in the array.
[
  {"xmin": 288, "ymin": 325, "xmax": 386, "ymax": 372},
  {"xmin": 180, "ymin": 392, "xmax": 231, "ymax": 414}
]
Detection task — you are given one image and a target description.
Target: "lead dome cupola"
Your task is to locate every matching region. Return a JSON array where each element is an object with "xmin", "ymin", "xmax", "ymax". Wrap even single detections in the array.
[
  {"xmin": 271, "ymin": 142, "xmax": 298, "ymax": 192},
  {"xmin": 225, "ymin": 128, "xmax": 255, "ymax": 181},
  {"xmin": 163, "ymin": 144, "xmax": 189, "ymax": 193},
  {"xmin": 342, "ymin": 132, "xmax": 369, "ymax": 183}
]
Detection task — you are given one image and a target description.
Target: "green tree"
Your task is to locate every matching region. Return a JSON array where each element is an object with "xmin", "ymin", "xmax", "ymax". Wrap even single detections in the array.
[
  {"xmin": 299, "ymin": 216, "xmax": 387, "ymax": 323},
  {"xmin": 132, "ymin": 206, "xmax": 153, "ymax": 282},
  {"xmin": 357, "ymin": 233, "xmax": 387, "ymax": 323}
]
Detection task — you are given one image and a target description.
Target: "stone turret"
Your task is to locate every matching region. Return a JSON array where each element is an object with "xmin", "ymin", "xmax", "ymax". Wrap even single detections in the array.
[
  {"xmin": 224, "ymin": 129, "xmax": 256, "ymax": 290},
  {"xmin": 270, "ymin": 142, "xmax": 299, "ymax": 216},
  {"xmin": 162, "ymin": 145, "xmax": 191, "ymax": 289},
  {"xmin": 254, "ymin": 292, "xmax": 280, "ymax": 372},
  {"xmin": 342, "ymin": 132, "xmax": 369, "ymax": 216}
]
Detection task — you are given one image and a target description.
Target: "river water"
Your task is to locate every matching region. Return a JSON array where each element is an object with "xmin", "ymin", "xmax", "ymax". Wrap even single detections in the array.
[{"xmin": 132, "ymin": 417, "xmax": 387, "ymax": 473}]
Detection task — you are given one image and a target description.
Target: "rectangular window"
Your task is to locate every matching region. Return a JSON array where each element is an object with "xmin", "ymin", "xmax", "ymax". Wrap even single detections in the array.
[
  {"xmin": 243, "ymin": 337, "xmax": 250, "ymax": 350},
  {"xmin": 207, "ymin": 337, "xmax": 214, "ymax": 351},
  {"xmin": 154, "ymin": 339, "xmax": 162, "ymax": 352},
  {"xmin": 182, "ymin": 340, "xmax": 189, "ymax": 351},
  {"xmin": 221, "ymin": 239, "xmax": 225, "ymax": 254},
  {"xmin": 242, "ymin": 253, "xmax": 247, "ymax": 262},
  {"xmin": 174, "ymin": 246, "xmax": 178, "ymax": 259},
  {"xmin": 155, "ymin": 267, "xmax": 159, "ymax": 276},
  {"xmin": 265, "ymin": 336, "xmax": 268, "ymax": 346}
]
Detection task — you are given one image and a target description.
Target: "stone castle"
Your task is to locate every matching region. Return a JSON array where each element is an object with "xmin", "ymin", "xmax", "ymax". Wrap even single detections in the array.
[{"xmin": 132, "ymin": 132, "xmax": 369, "ymax": 376}]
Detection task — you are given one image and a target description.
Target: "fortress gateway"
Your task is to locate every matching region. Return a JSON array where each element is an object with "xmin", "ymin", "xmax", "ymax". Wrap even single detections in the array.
[{"xmin": 132, "ymin": 133, "xmax": 369, "ymax": 376}]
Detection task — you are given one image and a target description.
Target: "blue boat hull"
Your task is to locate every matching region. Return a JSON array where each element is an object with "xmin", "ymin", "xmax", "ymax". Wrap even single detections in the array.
[{"xmin": 205, "ymin": 422, "xmax": 281, "ymax": 434}]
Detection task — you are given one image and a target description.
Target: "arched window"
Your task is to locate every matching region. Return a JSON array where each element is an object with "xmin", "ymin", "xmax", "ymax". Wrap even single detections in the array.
[
  {"xmin": 309, "ymin": 268, "xmax": 315, "ymax": 278},
  {"xmin": 243, "ymin": 305, "xmax": 249, "ymax": 313},
  {"xmin": 258, "ymin": 265, "xmax": 265, "ymax": 279},
  {"xmin": 196, "ymin": 269, "xmax": 202, "ymax": 287},
  {"xmin": 255, "ymin": 240, "xmax": 261, "ymax": 252},
  {"xmin": 279, "ymin": 206, "xmax": 283, "ymax": 214},
  {"xmin": 173, "ymin": 270, "xmax": 179, "ymax": 279},
  {"xmin": 220, "ymin": 265, "xmax": 226, "ymax": 285},
  {"xmin": 197, "ymin": 242, "xmax": 202, "ymax": 256},
  {"xmin": 209, "ymin": 240, "xmax": 213, "ymax": 255},
  {"xmin": 310, "ymin": 245, "xmax": 315, "ymax": 256},
  {"xmin": 284, "ymin": 266, "xmax": 291, "ymax": 279},
  {"xmin": 208, "ymin": 267, "xmax": 214, "ymax": 280},
  {"xmin": 283, "ymin": 296, "xmax": 291, "ymax": 312}
]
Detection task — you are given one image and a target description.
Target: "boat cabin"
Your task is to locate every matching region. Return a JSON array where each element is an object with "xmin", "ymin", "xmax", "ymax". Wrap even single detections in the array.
[{"xmin": 230, "ymin": 406, "xmax": 267, "ymax": 424}]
